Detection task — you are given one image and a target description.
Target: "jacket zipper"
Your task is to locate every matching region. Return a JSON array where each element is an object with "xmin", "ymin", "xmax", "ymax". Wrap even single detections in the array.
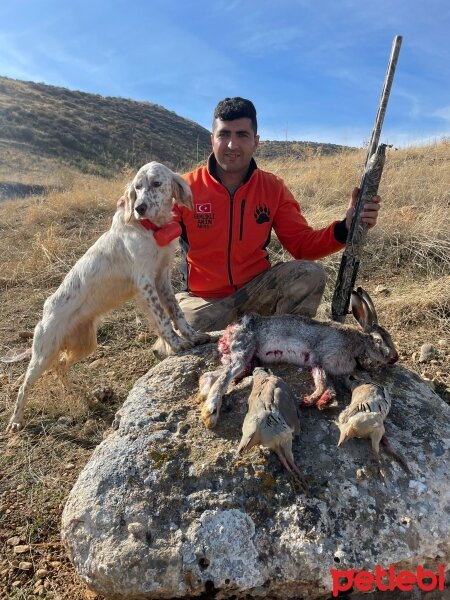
[
  {"xmin": 239, "ymin": 199, "xmax": 246, "ymax": 241},
  {"xmin": 226, "ymin": 190, "xmax": 235, "ymax": 289}
]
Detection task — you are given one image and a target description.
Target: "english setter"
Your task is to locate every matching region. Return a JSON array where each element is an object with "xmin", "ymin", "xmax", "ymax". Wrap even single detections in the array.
[{"xmin": 5, "ymin": 161, "xmax": 210, "ymax": 433}]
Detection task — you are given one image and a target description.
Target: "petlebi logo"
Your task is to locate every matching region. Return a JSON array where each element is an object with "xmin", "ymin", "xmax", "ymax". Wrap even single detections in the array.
[{"xmin": 331, "ymin": 565, "xmax": 446, "ymax": 596}]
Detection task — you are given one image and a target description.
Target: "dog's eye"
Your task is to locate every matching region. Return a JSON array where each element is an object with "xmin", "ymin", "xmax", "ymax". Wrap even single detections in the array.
[
  {"xmin": 152, "ymin": 181, "xmax": 162, "ymax": 188},
  {"xmin": 135, "ymin": 183, "xmax": 142, "ymax": 190}
]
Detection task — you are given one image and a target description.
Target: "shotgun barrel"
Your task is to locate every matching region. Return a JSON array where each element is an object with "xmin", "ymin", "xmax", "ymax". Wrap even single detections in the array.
[{"xmin": 331, "ymin": 35, "xmax": 402, "ymax": 322}]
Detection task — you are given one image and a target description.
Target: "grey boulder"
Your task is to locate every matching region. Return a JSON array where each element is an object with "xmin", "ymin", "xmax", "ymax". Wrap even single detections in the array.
[{"xmin": 61, "ymin": 341, "xmax": 450, "ymax": 599}]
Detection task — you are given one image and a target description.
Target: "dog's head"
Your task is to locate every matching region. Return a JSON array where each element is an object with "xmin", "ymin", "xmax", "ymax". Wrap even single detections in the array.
[{"xmin": 124, "ymin": 162, "xmax": 193, "ymax": 226}]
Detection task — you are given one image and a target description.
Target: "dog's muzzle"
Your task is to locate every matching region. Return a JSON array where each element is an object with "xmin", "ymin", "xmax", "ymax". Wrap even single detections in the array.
[{"xmin": 135, "ymin": 203, "xmax": 147, "ymax": 216}]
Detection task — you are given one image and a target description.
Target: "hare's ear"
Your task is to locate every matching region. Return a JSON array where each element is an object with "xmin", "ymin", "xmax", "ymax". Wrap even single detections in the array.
[
  {"xmin": 124, "ymin": 184, "xmax": 136, "ymax": 222},
  {"xmin": 172, "ymin": 173, "xmax": 193, "ymax": 209},
  {"xmin": 356, "ymin": 287, "xmax": 378, "ymax": 324},
  {"xmin": 351, "ymin": 290, "xmax": 373, "ymax": 332}
]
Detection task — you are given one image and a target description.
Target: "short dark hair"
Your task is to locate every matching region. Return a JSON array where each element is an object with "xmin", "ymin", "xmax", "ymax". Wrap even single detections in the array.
[{"xmin": 213, "ymin": 97, "xmax": 258, "ymax": 134}]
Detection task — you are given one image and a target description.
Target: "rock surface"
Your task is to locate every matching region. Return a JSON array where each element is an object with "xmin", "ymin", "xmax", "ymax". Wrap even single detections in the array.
[{"xmin": 61, "ymin": 341, "xmax": 450, "ymax": 599}]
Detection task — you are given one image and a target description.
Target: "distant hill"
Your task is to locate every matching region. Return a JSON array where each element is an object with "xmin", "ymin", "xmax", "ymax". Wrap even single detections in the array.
[
  {"xmin": 256, "ymin": 139, "xmax": 356, "ymax": 161},
  {"xmin": 0, "ymin": 76, "xmax": 212, "ymax": 179},
  {"xmin": 0, "ymin": 76, "xmax": 353, "ymax": 198}
]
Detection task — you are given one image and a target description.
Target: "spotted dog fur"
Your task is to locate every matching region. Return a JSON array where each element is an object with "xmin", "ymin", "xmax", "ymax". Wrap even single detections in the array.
[{"xmin": 5, "ymin": 162, "xmax": 209, "ymax": 433}]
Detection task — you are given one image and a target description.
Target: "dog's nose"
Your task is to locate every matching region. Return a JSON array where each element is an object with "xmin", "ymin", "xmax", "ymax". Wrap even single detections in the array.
[{"xmin": 135, "ymin": 203, "xmax": 147, "ymax": 216}]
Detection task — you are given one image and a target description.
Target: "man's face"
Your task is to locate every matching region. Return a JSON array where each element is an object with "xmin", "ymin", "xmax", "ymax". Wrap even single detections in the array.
[{"xmin": 211, "ymin": 117, "xmax": 259, "ymax": 178}]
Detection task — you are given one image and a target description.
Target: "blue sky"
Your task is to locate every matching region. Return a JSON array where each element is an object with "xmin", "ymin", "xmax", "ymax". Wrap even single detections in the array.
[{"xmin": 1, "ymin": 0, "xmax": 449, "ymax": 147}]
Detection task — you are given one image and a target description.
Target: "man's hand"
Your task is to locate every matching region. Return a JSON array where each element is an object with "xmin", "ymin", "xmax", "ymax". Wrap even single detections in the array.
[{"xmin": 345, "ymin": 187, "xmax": 381, "ymax": 231}]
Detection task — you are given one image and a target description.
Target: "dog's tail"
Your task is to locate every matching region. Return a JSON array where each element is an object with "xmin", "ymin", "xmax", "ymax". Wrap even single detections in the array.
[{"xmin": 1, "ymin": 348, "xmax": 32, "ymax": 363}]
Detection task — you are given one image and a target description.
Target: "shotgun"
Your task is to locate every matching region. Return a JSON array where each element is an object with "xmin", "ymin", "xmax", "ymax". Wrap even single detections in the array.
[{"xmin": 331, "ymin": 35, "xmax": 402, "ymax": 322}]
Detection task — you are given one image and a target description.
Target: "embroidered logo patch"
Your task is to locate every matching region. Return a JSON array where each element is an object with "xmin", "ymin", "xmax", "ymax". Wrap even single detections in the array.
[
  {"xmin": 196, "ymin": 203, "xmax": 211, "ymax": 213},
  {"xmin": 254, "ymin": 204, "xmax": 270, "ymax": 224}
]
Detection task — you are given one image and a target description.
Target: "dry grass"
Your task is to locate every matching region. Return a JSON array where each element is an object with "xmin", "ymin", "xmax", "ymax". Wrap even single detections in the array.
[
  {"xmin": 0, "ymin": 141, "xmax": 78, "ymax": 189},
  {"xmin": 262, "ymin": 141, "xmax": 450, "ymax": 280},
  {"xmin": 0, "ymin": 142, "xmax": 449, "ymax": 599}
]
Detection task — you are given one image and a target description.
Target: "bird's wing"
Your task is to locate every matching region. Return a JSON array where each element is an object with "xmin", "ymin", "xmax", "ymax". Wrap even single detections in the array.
[
  {"xmin": 343, "ymin": 385, "xmax": 391, "ymax": 421},
  {"xmin": 273, "ymin": 380, "xmax": 300, "ymax": 435}
]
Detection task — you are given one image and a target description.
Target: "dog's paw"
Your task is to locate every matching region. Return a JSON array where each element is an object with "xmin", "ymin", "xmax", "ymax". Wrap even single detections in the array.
[
  {"xmin": 153, "ymin": 336, "xmax": 192, "ymax": 358},
  {"xmin": 169, "ymin": 337, "xmax": 194, "ymax": 354},
  {"xmin": 178, "ymin": 338, "xmax": 195, "ymax": 351},
  {"xmin": 6, "ymin": 419, "xmax": 24, "ymax": 434},
  {"xmin": 191, "ymin": 332, "xmax": 211, "ymax": 345}
]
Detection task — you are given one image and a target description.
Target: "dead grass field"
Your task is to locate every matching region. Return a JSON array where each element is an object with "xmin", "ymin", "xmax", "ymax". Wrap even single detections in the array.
[{"xmin": 0, "ymin": 143, "xmax": 449, "ymax": 599}]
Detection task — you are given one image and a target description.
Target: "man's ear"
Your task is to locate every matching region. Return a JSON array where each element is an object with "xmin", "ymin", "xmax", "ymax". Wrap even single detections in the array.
[
  {"xmin": 124, "ymin": 184, "xmax": 136, "ymax": 222},
  {"xmin": 172, "ymin": 173, "xmax": 193, "ymax": 210}
]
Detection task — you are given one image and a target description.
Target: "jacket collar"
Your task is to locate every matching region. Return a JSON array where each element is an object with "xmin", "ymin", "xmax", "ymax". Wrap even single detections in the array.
[{"xmin": 207, "ymin": 153, "xmax": 258, "ymax": 186}]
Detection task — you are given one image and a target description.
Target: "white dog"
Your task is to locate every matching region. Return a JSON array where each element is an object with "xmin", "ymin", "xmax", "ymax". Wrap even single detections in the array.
[{"xmin": 5, "ymin": 161, "xmax": 210, "ymax": 432}]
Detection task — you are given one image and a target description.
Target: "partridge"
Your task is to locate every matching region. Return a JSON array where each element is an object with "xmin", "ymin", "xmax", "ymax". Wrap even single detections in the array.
[
  {"xmin": 337, "ymin": 381, "xmax": 410, "ymax": 475},
  {"xmin": 237, "ymin": 367, "xmax": 303, "ymax": 483}
]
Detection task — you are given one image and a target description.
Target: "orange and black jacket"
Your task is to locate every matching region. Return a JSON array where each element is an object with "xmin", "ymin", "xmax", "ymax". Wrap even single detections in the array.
[{"xmin": 174, "ymin": 155, "xmax": 347, "ymax": 298}]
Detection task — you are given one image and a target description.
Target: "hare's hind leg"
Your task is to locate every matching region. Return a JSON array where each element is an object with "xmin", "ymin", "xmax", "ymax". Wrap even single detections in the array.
[{"xmin": 301, "ymin": 367, "xmax": 336, "ymax": 409}]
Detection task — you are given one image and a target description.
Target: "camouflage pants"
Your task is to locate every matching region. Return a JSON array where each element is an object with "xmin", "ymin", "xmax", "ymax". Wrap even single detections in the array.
[{"xmin": 175, "ymin": 260, "xmax": 326, "ymax": 332}]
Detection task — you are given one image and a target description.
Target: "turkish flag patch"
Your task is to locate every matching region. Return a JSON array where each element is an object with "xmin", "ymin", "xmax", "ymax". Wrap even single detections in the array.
[{"xmin": 196, "ymin": 203, "xmax": 211, "ymax": 213}]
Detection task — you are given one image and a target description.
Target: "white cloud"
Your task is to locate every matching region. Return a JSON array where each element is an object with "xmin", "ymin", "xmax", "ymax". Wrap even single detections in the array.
[{"xmin": 433, "ymin": 106, "xmax": 450, "ymax": 123}]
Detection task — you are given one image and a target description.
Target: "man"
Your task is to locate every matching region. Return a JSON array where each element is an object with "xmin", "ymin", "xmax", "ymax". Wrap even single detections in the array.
[{"xmin": 154, "ymin": 97, "xmax": 380, "ymax": 356}]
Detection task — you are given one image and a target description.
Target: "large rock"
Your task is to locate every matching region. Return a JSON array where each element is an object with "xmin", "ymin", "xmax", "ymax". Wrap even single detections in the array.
[{"xmin": 61, "ymin": 341, "xmax": 450, "ymax": 599}]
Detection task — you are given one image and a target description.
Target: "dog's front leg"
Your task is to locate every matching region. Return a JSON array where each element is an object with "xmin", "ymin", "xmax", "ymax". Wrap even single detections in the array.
[
  {"xmin": 137, "ymin": 279, "xmax": 193, "ymax": 354},
  {"xmin": 156, "ymin": 268, "xmax": 210, "ymax": 345}
]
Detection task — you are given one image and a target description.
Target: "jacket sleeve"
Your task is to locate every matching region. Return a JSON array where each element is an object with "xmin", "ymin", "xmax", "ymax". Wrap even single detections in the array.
[{"xmin": 273, "ymin": 181, "xmax": 347, "ymax": 260}]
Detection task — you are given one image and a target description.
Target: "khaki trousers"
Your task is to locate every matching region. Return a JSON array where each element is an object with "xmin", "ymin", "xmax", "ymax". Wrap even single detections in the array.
[
  {"xmin": 152, "ymin": 261, "xmax": 326, "ymax": 356},
  {"xmin": 176, "ymin": 260, "xmax": 326, "ymax": 331}
]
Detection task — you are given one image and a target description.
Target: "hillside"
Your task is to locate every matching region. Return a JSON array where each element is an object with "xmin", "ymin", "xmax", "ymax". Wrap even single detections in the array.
[
  {"xmin": 0, "ymin": 77, "xmax": 353, "ymax": 199},
  {"xmin": 0, "ymin": 76, "xmax": 212, "ymax": 181},
  {"xmin": 256, "ymin": 139, "xmax": 355, "ymax": 160}
]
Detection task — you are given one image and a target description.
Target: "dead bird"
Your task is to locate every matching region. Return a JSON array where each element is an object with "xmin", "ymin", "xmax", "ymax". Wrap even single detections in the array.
[
  {"xmin": 237, "ymin": 367, "xmax": 304, "ymax": 485},
  {"xmin": 336, "ymin": 379, "xmax": 410, "ymax": 477}
]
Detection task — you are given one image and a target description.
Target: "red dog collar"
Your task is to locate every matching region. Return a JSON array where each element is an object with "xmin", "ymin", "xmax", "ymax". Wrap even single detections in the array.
[{"xmin": 140, "ymin": 219, "xmax": 182, "ymax": 246}]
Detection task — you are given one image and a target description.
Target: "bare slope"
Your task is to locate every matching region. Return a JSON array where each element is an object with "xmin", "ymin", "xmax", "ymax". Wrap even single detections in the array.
[
  {"xmin": 0, "ymin": 76, "xmax": 212, "ymax": 182},
  {"xmin": 0, "ymin": 76, "xmax": 352, "ymax": 199}
]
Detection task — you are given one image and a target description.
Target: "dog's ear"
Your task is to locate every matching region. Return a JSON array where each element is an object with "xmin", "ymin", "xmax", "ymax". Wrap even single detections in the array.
[
  {"xmin": 172, "ymin": 173, "xmax": 193, "ymax": 210},
  {"xmin": 123, "ymin": 184, "xmax": 136, "ymax": 222}
]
